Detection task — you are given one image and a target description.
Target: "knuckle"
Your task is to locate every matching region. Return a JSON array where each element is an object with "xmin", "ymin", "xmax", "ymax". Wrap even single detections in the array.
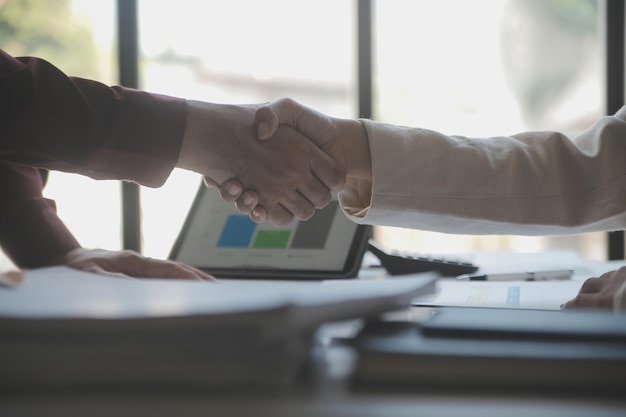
[
  {"xmin": 235, "ymin": 200, "xmax": 252, "ymax": 214},
  {"xmin": 270, "ymin": 210, "xmax": 293, "ymax": 227},
  {"xmin": 315, "ymin": 190, "xmax": 332, "ymax": 208},
  {"xmin": 295, "ymin": 205, "xmax": 315, "ymax": 221}
]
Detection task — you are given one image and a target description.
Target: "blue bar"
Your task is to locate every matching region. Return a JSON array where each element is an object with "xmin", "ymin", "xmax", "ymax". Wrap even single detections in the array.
[
  {"xmin": 505, "ymin": 285, "xmax": 521, "ymax": 307},
  {"xmin": 217, "ymin": 215, "xmax": 256, "ymax": 248}
]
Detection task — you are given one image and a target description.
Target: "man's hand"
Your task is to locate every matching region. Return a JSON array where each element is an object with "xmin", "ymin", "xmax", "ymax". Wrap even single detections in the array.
[
  {"xmin": 562, "ymin": 267, "xmax": 626, "ymax": 310},
  {"xmin": 57, "ymin": 247, "xmax": 214, "ymax": 280},
  {"xmin": 178, "ymin": 101, "xmax": 345, "ymax": 226},
  {"xmin": 215, "ymin": 98, "xmax": 372, "ymax": 223}
]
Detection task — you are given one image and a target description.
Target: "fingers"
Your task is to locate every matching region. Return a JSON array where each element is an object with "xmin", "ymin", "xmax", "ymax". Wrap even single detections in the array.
[
  {"xmin": 136, "ymin": 258, "xmax": 214, "ymax": 281},
  {"xmin": 562, "ymin": 293, "xmax": 613, "ymax": 310},
  {"xmin": 218, "ymin": 177, "xmax": 323, "ymax": 224},
  {"xmin": 561, "ymin": 271, "xmax": 623, "ymax": 310},
  {"xmin": 218, "ymin": 182, "xmax": 295, "ymax": 226},
  {"xmin": 61, "ymin": 248, "xmax": 215, "ymax": 281},
  {"xmin": 218, "ymin": 179, "xmax": 256, "ymax": 212},
  {"xmin": 217, "ymin": 179, "xmax": 244, "ymax": 203},
  {"xmin": 266, "ymin": 203, "xmax": 295, "ymax": 226},
  {"xmin": 578, "ymin": 276, "xmax": 603, "ymax": 293},
  {"xmin": 250, "ymin": 206, "xmax": 267, "ymax": 223},
  {"xmin": 203, "ymin": 175, "xmax": 219, "ymax": 189},
  {"xmin": 274, "ymin": 192, "xmax": 316, "ymax": 222},
  {"xmin": 0, "ymin": 269, "xmax": 25, "ymax": 287}
]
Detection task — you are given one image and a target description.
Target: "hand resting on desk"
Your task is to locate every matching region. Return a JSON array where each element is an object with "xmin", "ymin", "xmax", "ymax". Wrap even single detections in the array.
[
  {"xmin": 0, "ymin": 248, "xmax": 214, "ymax": 282},
  {"xmin": 55, "ymin": 248, "xmax": 214, "ymax": 280},
  {"xmin": 562, "ymin": 266, "xmax": 626, "ymax": 311}
]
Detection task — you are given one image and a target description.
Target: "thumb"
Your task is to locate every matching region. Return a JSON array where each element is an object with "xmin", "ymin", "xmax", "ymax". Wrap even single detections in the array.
[
  {"xmin": 255, "ymin": 104, "xmax": 280, "ymax": 140},
  {"xmin": 254, "ymin": 98, "xmax": 333, "ymax": 148}
]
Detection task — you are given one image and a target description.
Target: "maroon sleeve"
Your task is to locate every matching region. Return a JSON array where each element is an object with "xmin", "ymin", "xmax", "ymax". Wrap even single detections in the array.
[
  {"xmin": 0, "ymin": 49, "xmax": 187, "ymax": 187},
  {"xmin": 0, "ymin": 162, "xmax": 80, "ymax": 268}
]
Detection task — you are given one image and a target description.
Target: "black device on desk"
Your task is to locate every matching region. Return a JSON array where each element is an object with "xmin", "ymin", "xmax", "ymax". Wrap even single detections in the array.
[{"xmin": 367, "ymin": 240, "xmax": 478, "ymax": 276}]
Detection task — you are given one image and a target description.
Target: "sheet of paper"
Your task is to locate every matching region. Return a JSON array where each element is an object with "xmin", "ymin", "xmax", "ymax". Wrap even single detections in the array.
[
  {"xmin": 413, "ymin": 279, "xmax": 584, "ymax": 310},
  {"xmin": 412, "ymin": 250, "xmax": 606, "ymax": 310},
  {"xmin": 0, "ymin": 266, "xmax": 436, "ymax": 322}
]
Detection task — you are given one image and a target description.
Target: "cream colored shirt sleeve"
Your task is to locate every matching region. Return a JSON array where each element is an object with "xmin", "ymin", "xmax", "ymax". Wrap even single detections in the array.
[{"xmin": 340, "ymin": 106, "xmax": 626, "ymax": 236}]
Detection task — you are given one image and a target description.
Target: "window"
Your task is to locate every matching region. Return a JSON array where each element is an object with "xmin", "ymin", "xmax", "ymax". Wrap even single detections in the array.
[
  {"xmin": 0, "ymin": 0, "xmax": 118, "ymax": 271},
  {"xmin": 373, "ymin": 0, "xmax": 607, "ymax": 260},
  {"xmin": 1, "ymin": 0, "xmax": 619, "ymax": 269},
  {"xmin": 137, "ymin": 0, "xmax": 356, "ymax": 258}
]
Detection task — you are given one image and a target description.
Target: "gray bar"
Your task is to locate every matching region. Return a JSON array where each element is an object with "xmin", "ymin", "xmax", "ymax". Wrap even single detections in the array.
[{"xmin": 290, "ymin": 202, "xmax": 338, "ymax": 249}]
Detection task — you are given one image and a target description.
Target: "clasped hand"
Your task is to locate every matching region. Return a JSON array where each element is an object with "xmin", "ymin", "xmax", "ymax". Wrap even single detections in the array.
[{"xmin": 179, "ymin": 101, "xmax": 346, "ymax": 226}]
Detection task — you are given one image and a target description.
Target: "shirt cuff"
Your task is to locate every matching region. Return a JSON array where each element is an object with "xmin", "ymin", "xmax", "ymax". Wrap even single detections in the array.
[{"xmin": 80, "ymin": 86, "xmax": 188, "ymax": 187}]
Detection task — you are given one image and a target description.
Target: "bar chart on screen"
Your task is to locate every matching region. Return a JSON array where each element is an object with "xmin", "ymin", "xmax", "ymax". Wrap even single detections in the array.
[{"xmin": 217, "ymin": 202, "xmax": 339, "ymax": 250}]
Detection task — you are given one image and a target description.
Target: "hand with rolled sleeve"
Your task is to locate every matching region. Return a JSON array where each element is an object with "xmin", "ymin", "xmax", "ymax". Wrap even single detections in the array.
[{"xmin": 1, "ymin": 49, "xmax": 344, "ymax": 279}]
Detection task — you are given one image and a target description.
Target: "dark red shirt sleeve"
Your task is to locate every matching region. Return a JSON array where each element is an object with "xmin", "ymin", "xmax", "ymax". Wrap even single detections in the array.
[
  {"xmin": 0, "ymin": 49, "xmax": 188, "ymax": 268},
  {"xmin": 0, "ymin": 162, "xmax": 80, "ymax": 268},
  {"xmin": 0, "ymin": 49, "xmax": 187, "ymax": 187}
]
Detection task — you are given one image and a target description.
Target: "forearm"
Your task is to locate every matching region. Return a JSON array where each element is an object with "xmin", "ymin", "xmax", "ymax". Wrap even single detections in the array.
[
  {"xmin": 0, "ymin": 50, "xmax": 186, "ymax": 187},
  {"xmin": 0, "ymin": 164, "xmax": 80, "ymax": 268},
  {"xmin": 342, "ymin": 108, "xmax": 626, "ymax": 235}
]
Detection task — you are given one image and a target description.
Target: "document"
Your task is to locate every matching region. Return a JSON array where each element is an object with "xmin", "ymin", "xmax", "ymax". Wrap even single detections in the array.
[
  {"xmin": 413, "ymin": 279, "xmax": 583, "ymax": 310},
  {"xmin": 413, "ymin": 250, "xmax": 594, "ymax": 310}
]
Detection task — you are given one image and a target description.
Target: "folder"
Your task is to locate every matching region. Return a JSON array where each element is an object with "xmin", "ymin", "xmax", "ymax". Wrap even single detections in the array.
[{"xmin": 351, "ymin": 307, "xmax": 626, "ymax": 394}]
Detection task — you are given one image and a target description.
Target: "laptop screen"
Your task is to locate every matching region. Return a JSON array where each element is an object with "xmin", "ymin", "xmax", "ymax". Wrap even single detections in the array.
[{"xmin": 169, "ymin": 185, "xmax": 371, "ymax": 279}]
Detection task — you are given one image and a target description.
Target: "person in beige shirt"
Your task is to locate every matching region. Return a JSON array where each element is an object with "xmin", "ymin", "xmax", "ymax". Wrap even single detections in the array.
[{"xmin": 218, "ymin": 98, "xmax": 626, "ymax": 312}]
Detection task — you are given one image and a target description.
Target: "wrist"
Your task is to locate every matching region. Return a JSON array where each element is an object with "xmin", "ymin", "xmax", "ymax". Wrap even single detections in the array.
[
  {"xmin": 339, "ymin": 119, "xmax": 372, "ymax": 181},
  {"xmin": 178, "ymin": 100, "xmax": 209, "ymax": 174}
]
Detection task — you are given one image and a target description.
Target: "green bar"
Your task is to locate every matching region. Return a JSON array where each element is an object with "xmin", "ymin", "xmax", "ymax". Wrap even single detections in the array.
[{"xmin": 252, "ymin": 230, "xmax": 291, "ymax": 249}]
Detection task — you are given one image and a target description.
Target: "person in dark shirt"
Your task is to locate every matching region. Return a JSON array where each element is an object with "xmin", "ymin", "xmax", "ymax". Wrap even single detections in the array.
[{"xmin": 0, "ymin": 50, "xmax": 344, "ymax": 278}]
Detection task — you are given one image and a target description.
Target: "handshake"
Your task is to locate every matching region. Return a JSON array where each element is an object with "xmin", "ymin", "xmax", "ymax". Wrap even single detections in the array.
[{"xmin": 178, "ymin": 98, "xmax": 373, "ymax": 226}]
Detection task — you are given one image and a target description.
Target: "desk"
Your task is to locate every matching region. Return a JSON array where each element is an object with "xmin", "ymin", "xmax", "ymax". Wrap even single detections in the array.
[{"xmin": 2, "ymin": 253, "xmax": 626, "ymax": 417}]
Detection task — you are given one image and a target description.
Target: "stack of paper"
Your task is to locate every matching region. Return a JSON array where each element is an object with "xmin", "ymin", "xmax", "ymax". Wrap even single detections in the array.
[{"xmin": 0, "ymin": 267, "xmax": 437, "ymax": 392}]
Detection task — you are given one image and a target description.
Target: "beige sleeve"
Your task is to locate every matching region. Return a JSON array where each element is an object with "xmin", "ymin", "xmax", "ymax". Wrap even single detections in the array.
[{"xmin": 340, "ymin": 107, "xmax": 626, "ymax": 236}]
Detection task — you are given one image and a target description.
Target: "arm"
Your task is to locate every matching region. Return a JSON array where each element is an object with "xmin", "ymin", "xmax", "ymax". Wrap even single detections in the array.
[
  {"xmin": 0, "ymin": 50, "xmax": 185, "ymax": 187},
  {"xmin": 247, "ymin": 98, "xmax": 626, "ymax": 235},
  {"xmin": 1, "ymin": 50, "xmax": 344, "ymax": 225},
  {"xmin": 0, "ymin": 162, "xmax": 212, "ymax": 279},
  {"xmin": 0, "ymin": 163, "xmax": 80, "ymax": 267}
]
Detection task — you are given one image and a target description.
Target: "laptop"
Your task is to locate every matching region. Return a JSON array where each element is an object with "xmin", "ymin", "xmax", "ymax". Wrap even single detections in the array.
[{"xmin": 169, "ymin": 184, "xmax": 371, "ymax": 280}]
